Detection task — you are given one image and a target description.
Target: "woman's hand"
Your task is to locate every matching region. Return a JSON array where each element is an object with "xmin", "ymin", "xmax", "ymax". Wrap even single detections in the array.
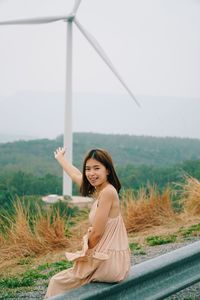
[
  {"xmin": 54, "ymin": 147, "xmax": 82, "ymax": 187},
  {"xmin": 54, "ymin": 147, "xmax": 65, "ymax": 161}
]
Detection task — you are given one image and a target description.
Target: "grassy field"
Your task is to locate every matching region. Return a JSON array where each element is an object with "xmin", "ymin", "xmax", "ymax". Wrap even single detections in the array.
[{"xmin": 0, "ymin": 176, "xmax": 200, "ymax": 299}]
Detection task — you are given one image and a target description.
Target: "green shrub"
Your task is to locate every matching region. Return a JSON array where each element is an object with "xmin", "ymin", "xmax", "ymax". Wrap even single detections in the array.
[
  {"xmin": 179, "ymin": 223, "xmax": 200, "ymax": 238},
  {"xmin": 146, "ymin": 235, "xmax": 177, "ymax": 246},
  {"xmin": 129, "ymin": 242, "xmax": 146, "ymax": 255},
  {"xmin": 0, "ymin": 260, "xmax": 72, "ymax": 290},
  {"xmin": 0, "ymin": 276, "xmax": 34, "ymax": 289}
]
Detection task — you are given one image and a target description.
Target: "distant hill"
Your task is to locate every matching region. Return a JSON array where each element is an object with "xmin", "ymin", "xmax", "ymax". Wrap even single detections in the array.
[
  {"xmin": 0, "ymin": 132, "xmax": 200, "ymax": 177},
  {"xmin": 0, "ymin": 133, "xmax": 38, "ymax": 143}
]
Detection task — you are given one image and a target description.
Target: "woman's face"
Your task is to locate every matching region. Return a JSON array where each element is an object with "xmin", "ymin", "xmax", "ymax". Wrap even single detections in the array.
[{"xmin": 85, "ymin": 158, "xmax": 109, "ymax": 188}]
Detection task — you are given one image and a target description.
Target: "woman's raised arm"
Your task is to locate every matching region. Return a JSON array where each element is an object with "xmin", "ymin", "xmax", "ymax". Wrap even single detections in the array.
[{"xmin": 54, "ymin": 147, "xmax": 82, "ymax": 187}]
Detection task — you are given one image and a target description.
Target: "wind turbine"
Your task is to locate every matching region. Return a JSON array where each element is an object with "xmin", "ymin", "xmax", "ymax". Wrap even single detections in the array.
[{"xmin": 0, "ymin": 0, "xmax": 140, "ymax": 196}]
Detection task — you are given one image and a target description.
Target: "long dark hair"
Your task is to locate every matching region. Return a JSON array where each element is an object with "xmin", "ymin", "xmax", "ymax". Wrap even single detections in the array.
[{"xmin": 80, "ymin": 149, "xmax": 121, "ymax": 197}]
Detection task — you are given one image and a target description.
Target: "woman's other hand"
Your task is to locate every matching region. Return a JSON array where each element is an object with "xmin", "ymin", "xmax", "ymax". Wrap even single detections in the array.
[{"xmin": 54, "ymin": 147, "xmax": 65, "ymax": 161}]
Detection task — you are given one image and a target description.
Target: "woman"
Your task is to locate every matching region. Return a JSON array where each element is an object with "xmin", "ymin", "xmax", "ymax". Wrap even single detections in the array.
[{"xmin": 44, "ymin": 148, "xmax": 130, "ymax": 299}]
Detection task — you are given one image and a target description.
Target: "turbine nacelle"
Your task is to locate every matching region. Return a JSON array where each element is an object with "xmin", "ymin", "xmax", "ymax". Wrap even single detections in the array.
[{"xmin": 65, "ymin": 14, "xmax": 75, "ymax": 23}]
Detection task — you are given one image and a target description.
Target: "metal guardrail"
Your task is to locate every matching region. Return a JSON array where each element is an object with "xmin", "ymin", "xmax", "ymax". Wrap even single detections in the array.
[{"xmin": 50, "ymin": 240, "xmax": 200, "ymax": 300}]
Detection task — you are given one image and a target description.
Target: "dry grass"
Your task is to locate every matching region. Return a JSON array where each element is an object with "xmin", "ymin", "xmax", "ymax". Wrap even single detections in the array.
[
  {"xmin": 0, "ymin": 234, "xmax": 4, "ymax": 247},
  {"xmin": 1, "ymin": 176, "xmax": 200, "ymax": 269},
  {"xmin": 35, "ymin": 210, "xmax": 69, "ymax": 249},
  {"xmin": 0, "ymin": 200, "xmax": 70, "ymax": 264},
  {"xmin": 121, "ymin": 187, "xmax": 178, "ymax": 233},
  {"xmin": 69, "ymin": 218, "xmax": 90, "ymax": 250},
  {"xmin": 180, "ymin": 176, "xmax": 200, "ymax": 216}
]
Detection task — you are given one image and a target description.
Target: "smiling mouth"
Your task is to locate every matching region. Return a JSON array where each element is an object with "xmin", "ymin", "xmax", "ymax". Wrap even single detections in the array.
[{"xmin": 89, "ymin": 178, "xmax": 98, "ymax": 184}]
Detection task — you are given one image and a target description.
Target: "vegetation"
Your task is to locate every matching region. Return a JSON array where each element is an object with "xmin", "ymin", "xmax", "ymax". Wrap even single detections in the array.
[
  {"xmin": 1, "ymin": 133, "xmax": 200, "ymax": 171},
  {"xmin": 121, "ymin": 187, "xmax": 176, "ymax": 233},
  {"xmin": 1, "ymin": 133, "xmax": 200, "ymax": 173},
  {"xmin": 0, "ymin": 197, "xmax": 80, "ymax": 264},
  {"xmin": 178, "ymin": 223, "xmax": 200, "ymax": 238},
  {"xmin": 129, "ymin": 242, "xmax": 146, "ymax": 255},
  {"xmin": 0, "ymin": 176, "xmax": 200, "ymax": 298},
  {"xmin": 1, "ymin": 133, "xmax": 200, "ymax": 209},
  {"xmin": 0, "ymin": 260, "xmax": 72, "ymax": 289},
  {"xmin": 0, "ymin": 260, "xmax": 72, "ymax": 299},
  {"xmin": 181, "ymin": 176, "xmax": 200, "ymax": 216},
  {"xmin": 0, "ymin": 176, "xmax": 199, "ymax": 262},
  {"xmin": 0, "ymin": 133, "xmax": 200, "ymax": 298},
  {"xmin": 145, "ymin": 235, "xmax": 177, "ymax": 246}
]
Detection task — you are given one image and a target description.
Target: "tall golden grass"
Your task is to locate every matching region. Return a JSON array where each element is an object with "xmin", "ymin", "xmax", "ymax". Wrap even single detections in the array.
[
  {"xmin": 0, "ymin": 176, "xmax": 200, "ymax": 262},
  {"xmin": 121, "ymin": 187, "xmax": 177, "ymax": 233},
  {"xmin": 0, "ymin": 234, "xmax": 3, "ymax": 247},
  {"xmin": 181, "ymin": 176, "xmax": 200, "ymax": 216},
  {"xmin": 0, "ymin": 199, "xmax": 70, "ymax": 263}
]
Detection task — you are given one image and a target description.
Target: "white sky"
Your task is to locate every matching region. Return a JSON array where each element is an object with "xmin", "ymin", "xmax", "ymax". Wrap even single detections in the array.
[
  {"xmin": 0, "ymin": 0, "xmax": 199, "ymax": 97},
  {"xmin": 0, "ymin": 0, "xmax": 200, "ymax": 139}
]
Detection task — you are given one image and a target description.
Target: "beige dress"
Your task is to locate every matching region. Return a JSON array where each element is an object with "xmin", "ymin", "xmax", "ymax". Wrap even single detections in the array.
[{"xmin": 44, "ymin": 199, "xmax": 131, "ymax": 299}]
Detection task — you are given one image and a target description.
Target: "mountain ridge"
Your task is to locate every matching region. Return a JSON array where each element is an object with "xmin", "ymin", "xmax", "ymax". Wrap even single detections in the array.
[{"xmin": 0, "ymin": 132, "xmax": 200, "ymax": 178}]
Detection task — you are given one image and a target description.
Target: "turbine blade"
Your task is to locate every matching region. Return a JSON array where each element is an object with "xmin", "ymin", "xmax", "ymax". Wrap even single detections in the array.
[
  {"xmin": 74, "ymin": 18, "xmax": 140, "ymax": 107},
  {"xmin": 0, "ymin": 15, "xmax": 69, "ymax": 25},
  {"xmin": 72, "ymin": 0, "xmax": 82, "ymax": 15}
]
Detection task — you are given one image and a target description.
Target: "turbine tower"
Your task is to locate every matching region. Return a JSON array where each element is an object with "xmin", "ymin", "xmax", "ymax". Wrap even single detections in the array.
[{"xmin": 0, "ymin": 0, "xmax": 140, "ymax": 196}]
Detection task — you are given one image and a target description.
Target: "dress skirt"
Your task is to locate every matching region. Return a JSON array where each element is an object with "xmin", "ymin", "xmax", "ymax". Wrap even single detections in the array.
[{"xmin": 44, "ymin": 200, "xmax": 130, "ymax": 299}]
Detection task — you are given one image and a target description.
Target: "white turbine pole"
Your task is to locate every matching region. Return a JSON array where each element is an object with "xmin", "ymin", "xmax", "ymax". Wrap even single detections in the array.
[{"xmin": 63, "ymin": 19, "xmax": 73, "ymax": 196}]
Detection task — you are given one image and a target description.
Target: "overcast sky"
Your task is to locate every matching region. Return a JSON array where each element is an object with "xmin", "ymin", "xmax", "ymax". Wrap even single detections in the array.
[{"xmin": 0, "ymin": 0, "xmax": 200, "ymax": 139}]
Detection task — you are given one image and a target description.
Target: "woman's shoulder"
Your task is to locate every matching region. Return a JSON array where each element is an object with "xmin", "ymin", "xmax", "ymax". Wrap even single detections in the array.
[{"xmin": 100, "ymin": 184, "xmax": 118, "ymax": 199}]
